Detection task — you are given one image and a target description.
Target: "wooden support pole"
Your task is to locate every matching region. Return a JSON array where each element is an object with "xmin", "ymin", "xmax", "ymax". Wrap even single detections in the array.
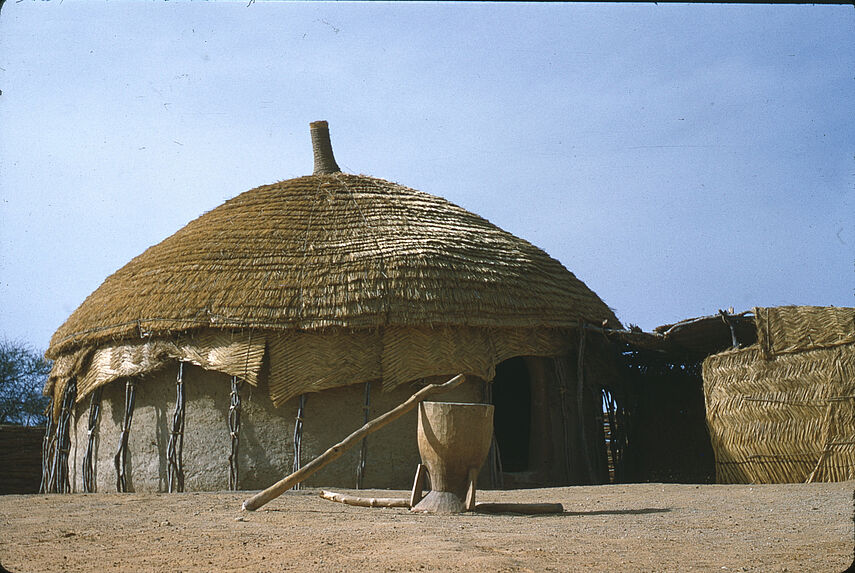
[
  {"xmin": 409, "ymin": 463, "xmax": 427, "ymax": 508},
  {"xmin": 474, "ymin": 502, "xmax": 564, "ymax": 515},
  {"xmin": 319, "ymin": 490, "xmax": 410, "ymax": 508},
  {"xmin": 318, "ymin": 490, "xmax": 564, "ymax": 515},
  {"xmin": 464, "ymin": 468, "xmax": 478, "ymax": 511},
  {"xmin": 39, "ymin": 397, "xmax": 55, "ymax": 494},
  {"xmin": 228, "ymin": 376, "xmax": 242, "ymax": 491},
  {"xmin": 356, "ymin": 381, "xmax": 371, "ymax": 489},
  {"xmin": 50, "ymin": 377, "xmax": 77, "ymax": 494},
  {"xmin": 167, "ymin": 362, "xmax": 186, "ymax": 493},
  {"xmin": 577, "ymin": 324, "xmax": 594, "ymax": 483},
  {"xmin": 82, "ymin": 387, "xmax": 104, "ymax": 493},
  {"xmin": 718, "ymin": 309, "xmax": 740, "ymax": 348},
  {"xmin": 292, "ymin": 394, "xmax": 306, "ymax": 491},
  {"xmin": 242, "ymin": 374, "xmax": 466, "ymax": 511},
  {"xmin": 114, "ymin": 379, "xmax": 136, "ymax": 493}
]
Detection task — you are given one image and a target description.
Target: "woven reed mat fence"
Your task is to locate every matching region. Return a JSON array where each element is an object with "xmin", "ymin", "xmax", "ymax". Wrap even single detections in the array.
[
  {"xmin": 703, "ymin": 306, "xmax": 855, "ymax": 484},
  {"xmin": 0, "ymin": 425, "xmax": 45, "ymax": 494}
]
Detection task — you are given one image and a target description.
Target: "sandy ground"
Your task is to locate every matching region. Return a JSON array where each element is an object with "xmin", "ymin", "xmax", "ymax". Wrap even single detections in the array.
[{"xmin": 1, "ymin": 482, "xmax": 853, "ymax": 573}]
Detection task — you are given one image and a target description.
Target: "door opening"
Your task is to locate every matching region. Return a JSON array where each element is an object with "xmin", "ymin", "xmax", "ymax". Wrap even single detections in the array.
[{"xmin": 491, "ymin": 356, "xmax": 531, "ymax": 472}]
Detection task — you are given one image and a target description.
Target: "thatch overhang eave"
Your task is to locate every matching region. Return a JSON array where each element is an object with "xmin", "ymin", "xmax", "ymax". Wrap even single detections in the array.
[{"xmin": 47, "ymin": 310, "xmax": 595, "ymax": 361}]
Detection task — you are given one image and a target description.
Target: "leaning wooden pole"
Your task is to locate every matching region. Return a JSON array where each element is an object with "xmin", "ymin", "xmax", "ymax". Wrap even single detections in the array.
[{"xmin": 242, "ymin": 374, "xmax": 466, "ymax": 511}]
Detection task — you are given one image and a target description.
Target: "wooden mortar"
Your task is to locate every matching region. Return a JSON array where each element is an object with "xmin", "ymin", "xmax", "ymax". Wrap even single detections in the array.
[{"xmin": 411, "ymin": 401, "xmax": 494, "ymax": 513}]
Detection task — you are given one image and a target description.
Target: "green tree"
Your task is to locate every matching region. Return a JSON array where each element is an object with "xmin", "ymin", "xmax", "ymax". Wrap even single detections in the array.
[{"xmin": 0, "ymin": 338, "xmax": 52, "ymax": 426}]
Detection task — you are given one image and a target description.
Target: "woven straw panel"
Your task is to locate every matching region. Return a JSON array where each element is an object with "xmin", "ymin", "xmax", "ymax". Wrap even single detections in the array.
[
  {"xmin": 47, "ymin": 330, "xmax": 265, "ymax": 413},
  {"xmin": 703, "ymin": 343, "xmax": 855, "ymax": 483},
  {"xmin": 806, "ymin": 397, "xmax": 855, "ymax": 482},
  {"xmin": 378, "ymin": 327, "xmax": 498, "ymax": 392},
  {"xmin": 755, "ymin": 306, "xmax": 855, "ymax": 357},
  {"xmin": 47, "ymin": 173, "xmax": 617, "ymax": 358},
  {"xmin": 44, "ymin": 348, "xmax": 89, "ymax": 399},
  {"xmin": 48, "ymin": 324, "xmax": 571, "ymax": 412},
  {"xmin": 266, "ymin": 325, "xmax": 569, "ymax": 406},
  {"xmin": 266, "ymin": 329, "xmax": 383, "ymax": 403}
]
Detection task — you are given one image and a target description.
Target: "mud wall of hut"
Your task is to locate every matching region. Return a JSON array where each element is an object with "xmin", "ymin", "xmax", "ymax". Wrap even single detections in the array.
[
  {"xmin": 69, "ymin": 364, "xmax": 482, "ymax": 493},
  {"xmin": 53, "ymin": 332, "xmax": 626, "ymax": 493}
]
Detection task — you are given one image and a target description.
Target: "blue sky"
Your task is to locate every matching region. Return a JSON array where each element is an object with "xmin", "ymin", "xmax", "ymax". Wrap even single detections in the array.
[{"xmin": 1, "ymin": 2, "xmax": 853, "ymax": 351}]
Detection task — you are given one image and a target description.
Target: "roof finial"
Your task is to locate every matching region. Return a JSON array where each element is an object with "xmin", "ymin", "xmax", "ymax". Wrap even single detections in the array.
[{"xmin": 310, "ymin": 120, "xmax": 341, "ymax": 175}]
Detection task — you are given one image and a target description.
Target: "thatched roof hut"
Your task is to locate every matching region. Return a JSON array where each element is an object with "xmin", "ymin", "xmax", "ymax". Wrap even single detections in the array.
[
  {"xmin": 42, "ymin": 122, "xmax": 618, "ymax": 493},
  {"xmin": 703, "ymin": 305, "xmax": 855, "ymax": 483}
]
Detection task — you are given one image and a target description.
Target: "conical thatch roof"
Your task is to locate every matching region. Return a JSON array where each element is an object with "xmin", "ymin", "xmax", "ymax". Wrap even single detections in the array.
[
  {"xmin": 49, "ymin": 150, "xmax": 615, "ymax": 356},
  {"xmin": 46, "ymin": 122, "xmax": 618, "ymax": 407}
]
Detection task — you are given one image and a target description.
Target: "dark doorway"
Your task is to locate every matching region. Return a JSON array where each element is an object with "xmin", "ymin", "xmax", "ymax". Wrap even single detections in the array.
[
  {"xmin": 491, "ymin": 357, "xmax": 531, "ymax": 472},
  {"xmin": 619, "ymin": 347, "xmax": 716, "ymax": 483}
]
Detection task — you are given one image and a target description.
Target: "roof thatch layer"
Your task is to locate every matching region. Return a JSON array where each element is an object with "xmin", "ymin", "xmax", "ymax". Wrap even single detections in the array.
[
  {"xmin": 45, "ymin": 123, "xmax": 618, "ymax": 409},
  {"xmin": 703, "ymin": 306, "xmax": 855, "ymax": 483},
  {"xmin": 48, "ymin": 173, "xmax": 616, "ymax": 358}
]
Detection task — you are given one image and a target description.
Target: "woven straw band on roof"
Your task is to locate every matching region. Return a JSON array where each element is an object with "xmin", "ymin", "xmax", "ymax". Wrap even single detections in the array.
[
  {"xmin": 47, "ymin": 173, "xmax": 617, "ymax": 359},
  {"xmin": 703, "ymin": 344, "xmax": 855, "ymax": 483},
  {"xmin": 46, "ymin": 325, "xmax": 572, "ymax": 413},
  {"xmin": 755, "ymin": 306, "xmax": 855, "ymax": 358}
]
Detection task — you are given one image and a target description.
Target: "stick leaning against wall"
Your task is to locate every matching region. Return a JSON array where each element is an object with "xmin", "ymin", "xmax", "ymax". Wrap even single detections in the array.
[{"xmin": 242, "ymin": 373, "xmax": 466, "ymax": 511}]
